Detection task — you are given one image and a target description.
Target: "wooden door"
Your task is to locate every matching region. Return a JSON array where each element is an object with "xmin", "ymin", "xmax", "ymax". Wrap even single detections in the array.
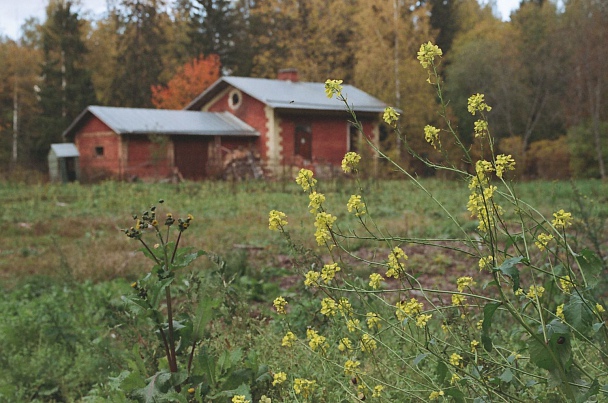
[
  {"xmin": 173, "ymin": 136, "xmax": 209, "ymax": 180},
  {"xmin": 295, "ymin": 124, "xmax": 312, "ymax": 160}
]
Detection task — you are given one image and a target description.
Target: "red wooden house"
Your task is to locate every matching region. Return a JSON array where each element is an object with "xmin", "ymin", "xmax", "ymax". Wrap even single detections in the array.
[{"xmin": 63, "ymin": 70, "xmax": 388, "ymax": 181}]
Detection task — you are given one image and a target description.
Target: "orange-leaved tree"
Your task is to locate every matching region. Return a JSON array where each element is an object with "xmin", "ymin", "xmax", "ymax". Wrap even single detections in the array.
[{"xmin": 151, "ymin": 54, "xmax": 221, "ymax": 109}]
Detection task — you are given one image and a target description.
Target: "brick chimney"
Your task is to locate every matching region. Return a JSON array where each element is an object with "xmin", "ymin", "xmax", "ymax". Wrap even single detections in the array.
[{"xmin": 277, "ymin": 68, "xmax": 299, "ymax": 82}]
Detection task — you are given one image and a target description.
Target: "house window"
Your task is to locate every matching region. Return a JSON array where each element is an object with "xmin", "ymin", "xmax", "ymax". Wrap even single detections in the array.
[
  {"xmin": 228, "ymin": 89, "xmax": 242, "ymax": 110},
  {"xmin": 348, "ymin": 122, "xmax": 359, "ymax": 153},
  {"xmin": 95, "ymin": 146, "xmax": 104, "ymax": 157},
  {"xmin": 294, "ymin": 123, "xmax": 312, "ymax": 160}
]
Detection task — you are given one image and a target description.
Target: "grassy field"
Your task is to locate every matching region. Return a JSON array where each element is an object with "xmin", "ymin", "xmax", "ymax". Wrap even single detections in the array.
[{"xmin": 1, "ymin": 178, "xmax": 607, "ymax": 401}]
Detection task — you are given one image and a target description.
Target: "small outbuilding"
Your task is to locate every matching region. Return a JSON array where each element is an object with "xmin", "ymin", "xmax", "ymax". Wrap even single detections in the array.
[{"xmin": 48, "ymin": 143, "xmax": 80, "ymax": 183}]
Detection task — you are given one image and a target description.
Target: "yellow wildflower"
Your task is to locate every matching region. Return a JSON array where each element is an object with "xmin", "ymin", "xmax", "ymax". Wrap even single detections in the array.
[
  {"xmin": 260, "ymin": 396, "xmax": 271, "ymax": 403},
  {"xmin": 232, "ymin": 395, "xmax": 250, "ymax": 403},
  {"xmin": 470, "ymin": 340, "xmax": 479, "ymax": 352},
  {"xmin": 314, "ymin": 212, "xmax": 337, "ymax": 245},
  {"xmin": 344, "ymin": 360, "xmax": 361, "ymax": 376},
  {"xmin": 383, "ymin": 106, "xmax": 400, "ymax": 127},
  {"xmin": 293, "ymin": 378, "xmax": 317, "ymax": 399},
  {"xmin": 324, "ymin": 79, "xmax": 343, "ymax": 99},
  {"xmin": 597, "ymin": 303, "xmax": 605, "ymax": 314},
  {"xmin": 424, "ymin": 125, "xmax": 440, "ymax": 149},
  {"xmin": 416, "ymin": 314, "xmax": 432, "ymax": 328},
  {"xmin": 281, "ymin": 331, "xmax": 297, "ymax": 347},
  {"xmin": 321, "ymin": 263, "xmax": 340, "ymax": 284},
  {"xmin": 347, "ymin": 194, "xmax": 366, "ymax": 217},
  {"xmin": 387, "ymin": 246, "xmax": 408, "ymax": 278},
  {"xmin": 369, "ymin": 273, "xmax": 383, "ymax": 289},
  {"xmin": 526, "ymin": 285, "xmax": 545, "ymax": 299},
  {"xmin": 372, "ymin": 385, "xmax": 384, "ymax": 398},
  {"xmin": 272, "ymin": 371, "xmax": 287, "ymax": 386},
  {"xmin": 495, "ymin": 154, "xmax": 515, "ymax": 178},
  {"xmin": 295, "ymin": 168, "xmax": 316, "ymax": 191},
  {"xmin": 467, "ymin": 93, "xmax": 492, "ymax": 115},
  {"xmin": 338, "ymin": 337, "xmax": 352, "ymax": 352},
  {"xmin": 320, "ymin": 298, "xmax": 337, "ymax": 316},
  {"xmin": 479, "ymin": 255, "xmax": 494, "ymax": 271},
  {"xmin": 346, "ymin": 318, "xmax": 360, "ymax": 332},
  {"xmin": 452, "ymin": 294, "xmax": 466, "ymax": 306},
  {"xmin": 450, "ymin": 373, "xmax": 461, "ymax": 385},
  {"xmin": 457, "ymin": 276, "xmax": 475, "ymax": 292},
  {"xmin": 308, "ymin": 191, "xmax": 325, "ymax": 214},
  {"xmin": 306, "ymin": 328, "xmax": 328, "ymax": 353},
  {"xmin": 341, "ymin": 151, "xmax": 361, "ymax": 173},
  {"xmin": 417, "ymin": 41, "xmax": 443, "ymax": 68},
  {"xmin": 450, "ymin": 353, "xmax": 463, "ymax": 367},
  {"xmin": 559, "ymin": 275, "xmax": 574, "ymax": 293},
  {"xmin": 360, "ymin": 333, "xmax": 377, "ymax": 353},
  {"xmin": 304, "ymin": 271, "xmax": 320, "ymax": 287},
  {"xmin": 552, "ymin": 209, "xmax": 573, "ymax": 229},
  {"xmin": 268, "ymin": 210, "xmax": 287, "ymax": 231},
  {"xmin": 396, "ymin": 298, "xmax": 423, "ymax": 321},
  {"xmin": 535, "ymin": 233, "xmax": 554, "ymax": 251},
  {"xmin": 273, "ymin": 296, "xmax": 288, "ymax": 314},
  {"xmin": 337, "ymin": 298, "xmax": 352, "ymax": 315},
  {"xmin": 429, "ymin": 390, "xmax": 445, "ymax": 400},
  {"xmin": 556, "ymin": 304, "xmax": 565, "ymax": 321},
  {"xmin": 474, "ymin": 119, "xmax": 489, "ymax": 137},
  {"xmin": 366, "ymin": 312, "xmax": 381, "ymax": 330}
]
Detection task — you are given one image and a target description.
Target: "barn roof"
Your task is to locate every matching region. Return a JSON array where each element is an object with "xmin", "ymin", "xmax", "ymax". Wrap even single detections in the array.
[
  {"xmin": 50, "ymin": 143, "xmax": 79, "ymax": 158},
  {"xmin": 185, "ymin": 76, "xmax": 388, "ymax": 113},
  {"xmin": 63, "ymin": 106, "xmax": 259, "ymax": 139}
]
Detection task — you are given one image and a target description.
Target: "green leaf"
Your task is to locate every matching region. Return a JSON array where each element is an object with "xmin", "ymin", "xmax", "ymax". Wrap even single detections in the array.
[
  {"xmin": 444, "ymin": 387, "xmax": 465, "ymax": 403},
  {"xmin": 576, "ymin": 378, "xmax": 599, "ymax": 403},
  {"xmin": 131, "ymin": 372, "xmax": 172, "ymax": 403},
  {"xmin": 171, "ymin": 248, "xmax": 206, "ymax": 270},
  {"xmin": 528, "ymin": 320, "xmax": 571, "ymax": 372},
  {"xmin": 436, "ymin": 360, "xmax": 448, "ymax": 384},
  {"xmin": 413, "ymin": 353, "xmax": 429, "ymax": 367},
  {"xmin": 149, "ymin": 277, "xmax": 174, "ymax": 309},
  {"xmin": 481, "ymin": 302, "xmax": 501, "ymax": 352},
  {"xmin": 577, "ymin": 249, "xmax": 603, "ymax": 287},
  {"xmin": 193, "ymin": 296, "xmax": 221, "ymax": 342},
  {"xmin": 499, "ymin": 368, "xmax": 513, "ymax": 383},
  {"xmin": 563, "ymin": 294, "xmax": 595, "ymax": 338},
  {"xmin": 493, "ymin": 256, "xmax": 524, "ymax": 292}
]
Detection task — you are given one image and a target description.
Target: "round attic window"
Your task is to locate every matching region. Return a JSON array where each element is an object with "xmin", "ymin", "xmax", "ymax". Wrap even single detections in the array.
[{"xmin": 228, "ymin": 89, "xmax": 242, "ymax": 110}]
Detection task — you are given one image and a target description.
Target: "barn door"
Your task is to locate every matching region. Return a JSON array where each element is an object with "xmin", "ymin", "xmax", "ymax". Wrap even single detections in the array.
[
  {"xmin": 173, "ymin": 136, "xmax": 209, "ymax": 180},
  {"xmin": 295, "ymin": 123, "xmax": 312, "ymax": 160}
]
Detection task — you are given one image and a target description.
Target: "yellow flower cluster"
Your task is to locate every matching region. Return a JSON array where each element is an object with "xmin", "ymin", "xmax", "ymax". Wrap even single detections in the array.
[
  {"xmin": 268, "ymin": 210, "xmax": 287, "ymax": 231},
  {"xmin": 526, "ymin": 285, "xmax": 545, "ymax": 299},
  {"xmin": 474, "ymin": 119, "xmax": 489, "ymax": 138},
  {"xmin": 273, "ymin": 296, "xmax": 288, "ymax": 314},
  {"xmin": 395, "ymin": 298, "xmax": 423, "ymax": 321},
  {"xmin": 417, "ymin": 41, "xmax": 443, "ymax": 68},
  {"xmin": 552, "ymin": 209, "xmax": 573, "ymax": 229},
  {"xmin": 387, "ymin": 246, "xmax": 408, "ymax": 278},
  {"xmin": 479, "ymin": 255, "xmax": 494, "ymax": 271},
  {"xmin": 320, "ymin": 298, "xmax": 337, "ymax": 316},
  {"xmin": 341, "ymin": 151, "xmax": 361, "ymax": 173},
  {"xmin": 321, "ymin": 263, "xmax": 341, "ymax": 284},
  {"xmin": 470, "ymin": 340, "xmax": 479, "ymax": 352},
  {"xmin": 450, "ymin": 373, "xmax": 461, "ymax": 385},
  {"xmin": 560, "ymin": 275, "xmax": 574, "ymax": 293},
  {"xmin": 535, "ymin": 233, "xmax": 554, "ymax": 251},
  {"xmin": 337, "ymin": 298, "xmax": 352, "ymax": 315},
  {"xmin": 416, "ymin": 313, "xmax": 432, "ymax": 328},
  {"xmin": 429, "ymin": 390, "xmax": 445, "ymax": 400},
  {"xmin": 346, "ymin": 318, "xmax": 360, "ymax": 332},
  {"xmin": 597, "ymin": 303, "xmax": 605, "ymax": 313},
  {"xmin": 495, "ymin": 154, "xmax": 516, "ymax": 178},
  {"xmin": 360, "ymin": 333, "xmax": 377, "ymax": 353},
  {"xmin": 304, "ymin": 270, "xmax": 320, "ymax": 287},
  {"xmin": 308, "ymin": 191, "xmax": 325, "ymax": 214},
  {"xmin": 295, "ymin": 168, "xmax": 317, "ymax": 191},
  {"xmin": 467, "ymin": 164, "xmax": 501, "ymax": 233},
  {"xmin": 293, "ymin": 378, "xmax": 317, "ymax": 399},
  {"xmin": 231, "ymin": 396, "xmax": 250, "ymax": 403},
  {"xmin": 282, "ymin": 331, "xmax": 297, "ymax": 347},
  {"xmin": 372, "ymin": 385, "xmax": 384, "ymax": 398},
  {"xmin": 347, "ymin": 194, "xmax": 366, "ymax": 217},
  {"xmin": 383, "ymin": 106, "xmax": 400, "ymax": 127},
  {"xmin": 344, "ymin": 359, "xmax": 361, "ymax": 376},
  {"xmin": 457, "ymin": 276, "xmax": 475, "ymax": 292},
  {"xmin": 272, "ymin": 371, "xmax": 287, "ymax": 386},
  {"xmin": 467, "ymin": 93, "xmax": 492, "ymax": 115},
  {"xmin": 324, "ymin": 79, "xmax": 343, "ymax": 99},
  {"xmin": 306, "ymin": 328, "xmax": 328, "ymax": 353},
  {"xmin": 424, "ymin": 125, "xmax": 440, "ymax": 149},
  {"xmin": 369, "ymin": 273, "xmax": 384, "ymax": 289},
  {"xmin": 452, "ymin": 294, "xmax": 466, "ymax": 306},
  {"xmin": 449, "ymin": 352, "xmax": 463, "ymax": 367},
  {"xmin": 338, "ymin": 337, "xmax": 352, "ymax": 352},
  {"xmin": 314, "ymin": 212, "xmax": 337, "ymax": 245},
  {"xmin": 556, "ymin": 303, "xmax": 565, "ymax": 321},
  {"xmin": 366, "ymin": 312, "xmax": 381, "ymax": 330}
]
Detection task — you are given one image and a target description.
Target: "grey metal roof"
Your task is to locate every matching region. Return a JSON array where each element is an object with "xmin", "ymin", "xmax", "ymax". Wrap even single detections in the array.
[
  {"xmin": 63, "ymin": 106, "xmax": 259, "ymax": 138},
  {"xmin": 50, "ymin": 143, "xmax": 79, "ymax": 158},
  {"xmin": 186, "ymin": 76, "xmax": 388, "ymax": 113}
]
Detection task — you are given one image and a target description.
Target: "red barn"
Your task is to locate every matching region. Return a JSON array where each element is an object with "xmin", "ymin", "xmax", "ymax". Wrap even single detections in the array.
[{"xmin": 63, "ymin": 70, "xmax": 388, "ymax": 181}]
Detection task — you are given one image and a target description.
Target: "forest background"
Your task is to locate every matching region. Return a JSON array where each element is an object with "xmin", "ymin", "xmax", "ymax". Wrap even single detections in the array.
[{"xmin": 0, "ymin": 0, "xmax": 606, "ymax": 180}]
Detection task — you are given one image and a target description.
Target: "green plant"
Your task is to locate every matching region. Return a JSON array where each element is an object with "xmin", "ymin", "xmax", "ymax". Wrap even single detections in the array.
[
  {"xmin": 269, "ymin": 44, "xmax": 608, "ymax": 402},
  {"xmin": 110, "ymin": 200, "xmax": 271, "ymax": 402}
]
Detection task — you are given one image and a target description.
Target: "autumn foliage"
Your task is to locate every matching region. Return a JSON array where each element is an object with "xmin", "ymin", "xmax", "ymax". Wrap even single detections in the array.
[{"xmin": 151, "ymin": 54, "xmax": 221, "ymax": 110}]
